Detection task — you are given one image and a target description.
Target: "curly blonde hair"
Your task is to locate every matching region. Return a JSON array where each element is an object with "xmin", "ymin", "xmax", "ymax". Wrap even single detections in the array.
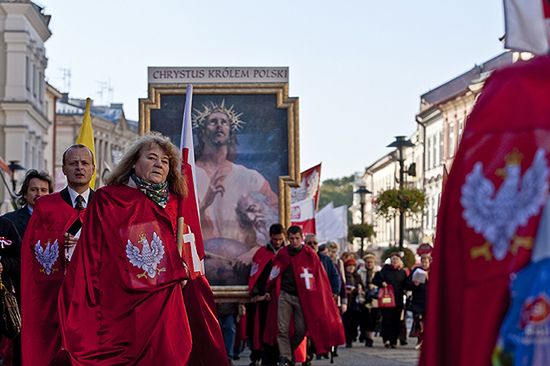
[{"xmin": 105, "ymin": 132, "xmax": 187, "ymax": 197}]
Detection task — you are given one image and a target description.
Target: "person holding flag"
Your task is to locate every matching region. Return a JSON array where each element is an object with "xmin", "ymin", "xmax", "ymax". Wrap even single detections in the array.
[{"xmin": 58, "ymin": 133, "xmax": 200, "ymax": 364}]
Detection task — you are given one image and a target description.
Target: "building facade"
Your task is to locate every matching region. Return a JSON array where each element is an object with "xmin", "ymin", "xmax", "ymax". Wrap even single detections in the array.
[
  {"xmin": 353, "ymin": 52, "xmax": 526, "ymax": 248},
  {"xmin": 0, "ymin": 0, "xmax": 52, "ymax": 212},
  {"xmin": 352, "ymin": 132, "xmax": 422, "ymax": 250}
]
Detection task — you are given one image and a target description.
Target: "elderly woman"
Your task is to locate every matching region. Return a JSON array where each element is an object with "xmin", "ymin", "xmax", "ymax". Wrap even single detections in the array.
[
  {"xmin": 372, "ymin": 253, "xmax": 408, "ymax": 349},
  {"xmin": 59, "ymin": 134, "xmax": 226, "ymax": 365}
]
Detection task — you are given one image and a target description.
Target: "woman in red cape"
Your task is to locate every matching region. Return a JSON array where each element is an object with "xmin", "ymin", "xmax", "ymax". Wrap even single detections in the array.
[{"xmin": 58, "ymin": 133, "xmax": 224, "ymax": 365}]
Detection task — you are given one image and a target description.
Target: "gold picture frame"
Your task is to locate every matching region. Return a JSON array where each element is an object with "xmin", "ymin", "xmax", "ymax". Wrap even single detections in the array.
[{"xmin": 139, "ymin": 82, "xmax": 300, "ymax": 300}]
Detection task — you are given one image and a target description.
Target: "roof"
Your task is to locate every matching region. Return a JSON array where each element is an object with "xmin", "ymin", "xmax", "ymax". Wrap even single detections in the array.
[
  {"xmin": 420, "ymin": 52, "xmax": 514, "ymax": 108},
  {"xmin": 56, "ymin": 97, "xmax": 125, "ymax": 124}
]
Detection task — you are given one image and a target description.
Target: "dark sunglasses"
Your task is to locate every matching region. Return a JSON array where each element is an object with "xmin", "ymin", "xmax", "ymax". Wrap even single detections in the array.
[{"xmin": 306, "ymin": 241, "xmax": 318, "ymax": 245}]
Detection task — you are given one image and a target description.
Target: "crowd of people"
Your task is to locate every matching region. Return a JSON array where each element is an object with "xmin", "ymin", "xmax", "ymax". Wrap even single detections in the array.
[
  {"xmin": 0, "ymin": 132, "xmax": 432, "ymax": 366},
  {"xmin": 217, "ymin": 225, "xmax": 434, "ymax": 366},
  {"xmin": 0, "ymin": 134, "xmax": 229, "ymax": 366}
]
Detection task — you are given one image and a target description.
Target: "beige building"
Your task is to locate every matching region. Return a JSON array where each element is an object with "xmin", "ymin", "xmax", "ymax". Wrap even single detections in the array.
[
  {"xmin": 416, "ymin": 52, "xmax": 515, "ymax": 238},
  {"xmin": 54, "ymin": 96, "xmax": 139, "ymax": 190},
  {"xmin": 354, "ymin": 52, "xmax": 529, "ymax": 248},
  {"xmin": 352, "ymin": 132, "xmax": 422, "ymax": 250},
  {"xmin": 0, "ymin": 0, "xmax": 53, "ymax": 212}
]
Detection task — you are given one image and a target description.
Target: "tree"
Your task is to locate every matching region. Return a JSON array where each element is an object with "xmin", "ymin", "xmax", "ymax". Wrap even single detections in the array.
[{"xmin": 318, "ymin": 174, "xmax": 355, "ymax": 224}]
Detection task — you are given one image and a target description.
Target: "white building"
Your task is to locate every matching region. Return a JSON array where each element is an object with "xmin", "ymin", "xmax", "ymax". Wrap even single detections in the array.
[{"xmin": 0, "ymin": 0, "xmax": 52, "ymax": 212}]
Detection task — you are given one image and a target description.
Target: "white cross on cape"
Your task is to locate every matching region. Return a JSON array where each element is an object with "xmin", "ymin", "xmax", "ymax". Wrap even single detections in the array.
[{"xmin": 300, "ymin": 268, "xmax": 314, "ymax": 290}]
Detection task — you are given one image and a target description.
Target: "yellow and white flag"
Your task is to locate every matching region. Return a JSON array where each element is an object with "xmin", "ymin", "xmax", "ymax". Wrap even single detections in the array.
[{"xmin": 75, "ymin": 98, "xmax": 96, "ymax": 188}]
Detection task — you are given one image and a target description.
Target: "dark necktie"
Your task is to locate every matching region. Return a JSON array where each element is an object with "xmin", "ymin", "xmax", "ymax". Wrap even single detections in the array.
[{"xmin": 75, "ymin": 195, "xmax": 85, "ymax": 211}]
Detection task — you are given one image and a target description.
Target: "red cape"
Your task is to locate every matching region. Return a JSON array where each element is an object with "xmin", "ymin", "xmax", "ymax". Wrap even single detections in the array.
[
  {"xmin": 248, "ymin": 245, "xmax": 276, "ymax": 350},
  {"xmin": 420, "ymin": 56, "xmax": 550, "ymax": 366},
  {"xmin": 181, "ymin": 275, "xmax": 228, "ymax": 366},
  {"xmin": 248, "ymin": 245, "xmax": 275, "ymax": 294},
  {"xmin": 59, "ymin": 186, "xmax": 192, "ymax": 365},
  {"xmin": 264, "ymin": 245, "xmax": 345, "ymax": 354},
  {"xmin": 21, "ymin": 192, "xmax": 84, "ymax": 366}
]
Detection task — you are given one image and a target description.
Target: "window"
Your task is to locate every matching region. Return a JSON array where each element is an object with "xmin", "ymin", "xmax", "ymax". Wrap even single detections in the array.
[
  {"xmin": 432, "ymin": 135, "xmax": 437, "ymax": 168},
  {"xmin": 33, "ymin": 64, "xmax": 37, "ymax": 97},
  {"xmin": 426, "ymin": 137, "xmax": 432, "ymax": 169},
  {"xmin": 26, "ymin": 57, "xmax": 30, "ymax": 91},
  {"xmin": 39, "ymin": 71, "xmax": 43, "ymax": 103},
  {"xmin": 448, "ymin": 122, "xmax": 455, "ymax": 157},
  {"xmin": 439, "ymin": 131, "xmax": 444, "ymax": 163}
]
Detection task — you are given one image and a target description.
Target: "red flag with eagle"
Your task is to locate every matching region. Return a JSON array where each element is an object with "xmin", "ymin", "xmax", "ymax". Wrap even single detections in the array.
[
  {"xmin": 179, "ymin": 84, "xmax": 228, "ymax": 366},
  {"xmin": 419, "ymin": 56, "xmax": 550, "ymax": 366}
]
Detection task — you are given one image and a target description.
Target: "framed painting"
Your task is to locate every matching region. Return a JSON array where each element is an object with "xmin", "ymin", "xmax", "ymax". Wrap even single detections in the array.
[{"xmin": 139, "ymin": 67, "xmax": 300, "ymax": 300}]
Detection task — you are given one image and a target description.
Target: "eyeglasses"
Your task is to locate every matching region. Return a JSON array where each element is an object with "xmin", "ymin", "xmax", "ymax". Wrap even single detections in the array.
[{"xmin": 306, "ymin": 241, "xmax": 318, "ymax": 245}]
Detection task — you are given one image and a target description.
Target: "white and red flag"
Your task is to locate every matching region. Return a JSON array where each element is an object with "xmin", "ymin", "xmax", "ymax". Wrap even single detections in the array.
[
  {"xmin": 178, "ymin": 84, "xmax": 229, "ymax": 366},
  {"xmin": 179, "ymin": 84, "xmax": 204, "ymax": 279},
  {"xmin": 503, "ymin": 0, "xmax": 550, "ymax": 55},
  {"xmin": 291, "ymin": 164, "xmax": 321, "ymax": 235}
]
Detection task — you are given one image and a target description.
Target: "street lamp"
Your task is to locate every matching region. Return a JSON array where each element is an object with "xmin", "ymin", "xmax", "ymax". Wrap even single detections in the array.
[
  {"xmin": 8, "ymin": 160, "xmax": 25, "ymax": 192},
  {"xmin": 354, "ymin": 185, "xmax": 371, "ymax": 257},
  {"xmin": 387, "ymin": 136, "xmax": 415, "ymax": 251}
]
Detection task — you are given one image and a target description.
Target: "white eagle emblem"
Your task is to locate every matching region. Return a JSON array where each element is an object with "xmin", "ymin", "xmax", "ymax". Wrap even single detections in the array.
[
  {"xmin": 34, "ymin": 239, "xmax": 59, "ymax": 275},
  {"xmin": 126, "ymin": 232, "xmax": 166, "ymax": 279},
  {"xmin": 461, "ymin": 149, "xmax": 549, "ymax": 260},
  {"xmin": 250, "ymin": 262, "xmax": 259, "ymax": 277},
  {"xmin": 268, "ymin": 265, "xmax": 280, "ymax": 281}
]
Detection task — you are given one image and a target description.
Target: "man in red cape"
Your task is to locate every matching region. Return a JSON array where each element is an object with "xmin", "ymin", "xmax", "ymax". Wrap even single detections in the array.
[
  {"xmin": 21, "ymin": 145, "xmax": 94, "ymax": 366},
  {"xmin": 420, "ymin": 56, "xmax": 550, "ymax": 366},
  {"xmin": 247, "ymin": 223, "xmax": 285, "ymax": 365},
  {"xmin": 264, "ymin": 225, "xmax": 344, "ymax": 365}
]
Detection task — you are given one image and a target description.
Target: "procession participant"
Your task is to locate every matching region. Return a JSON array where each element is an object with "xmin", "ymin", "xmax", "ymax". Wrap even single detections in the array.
[
  {"xmin": 247, "ymin": 223, "xmax": 285, "ymax": 366},
  {"xmin": 59, "ymin": 133, "xmax": 226, "ymax": 365},
  {"xmin": 264, "ymin": 226, "xmax": 344, "ymax": 366},
  {"xmin": 21, "ymin": 145, "xmax": 94, "ymax": 366},
  {"xmin": 373, "ymin": 253, "xmax": 407, "ymax": 349},
  {"xmin": 0, "ymin": 169, "xmax": 53, "ymax": 366}
]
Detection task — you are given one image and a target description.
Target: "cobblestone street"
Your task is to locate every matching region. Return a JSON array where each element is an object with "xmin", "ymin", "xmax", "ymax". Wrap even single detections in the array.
[{"xmin": 233, "ymin": 339, "xmax": 419, "ymax": 366}]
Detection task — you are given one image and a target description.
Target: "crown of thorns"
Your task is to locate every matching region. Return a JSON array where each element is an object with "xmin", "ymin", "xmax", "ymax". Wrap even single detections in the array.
[{"xmin": 192, "ymin": 100, "xmax": 246, "ymax": 132}]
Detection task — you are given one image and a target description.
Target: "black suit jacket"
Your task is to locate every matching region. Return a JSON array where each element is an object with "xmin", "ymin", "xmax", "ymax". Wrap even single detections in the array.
[{"xmin": 0, "ymin": 207, "xmax": 30, "ymax": 296}]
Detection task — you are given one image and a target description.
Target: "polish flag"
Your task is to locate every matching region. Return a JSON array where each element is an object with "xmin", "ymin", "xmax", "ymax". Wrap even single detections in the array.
[
  {"xmin": 291, "ymin": 164, "xmax": 322, "ymax": 235},
  {"xmin": 178, "ymin": 84, "xmax": 229, "ymax": 366},
  {"xmin": 503, "ymin": 0, "xmax": 550, "ymax": 55},
  {"xmin": 179, "ymin": 84, "xmax": 204, "ymax": 279}
]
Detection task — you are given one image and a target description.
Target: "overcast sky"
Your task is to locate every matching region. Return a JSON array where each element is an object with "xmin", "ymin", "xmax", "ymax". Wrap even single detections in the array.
[{"xmin": 39, "ymin": 0, "xmax": 505, "ymax": 180}]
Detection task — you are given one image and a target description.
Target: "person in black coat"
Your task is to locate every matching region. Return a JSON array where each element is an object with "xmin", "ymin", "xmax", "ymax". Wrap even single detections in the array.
[
  {"xmin": 341, "ymin": 257, "xmax": 364, "ymax": 347},
  {"xmin": 0, "ymin": 170, "xmax": 54, "ymax": 299},
  {"xmin": 405, "ymin": 253, "xmax": 431, "ymax": 349},
  {"xmin": 372, "ymin": 253, "xmax": 407, "ymax": 348},
  {"xmin": 0, "ymin": 169, "xmax": 53, "ymax": 366}
]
